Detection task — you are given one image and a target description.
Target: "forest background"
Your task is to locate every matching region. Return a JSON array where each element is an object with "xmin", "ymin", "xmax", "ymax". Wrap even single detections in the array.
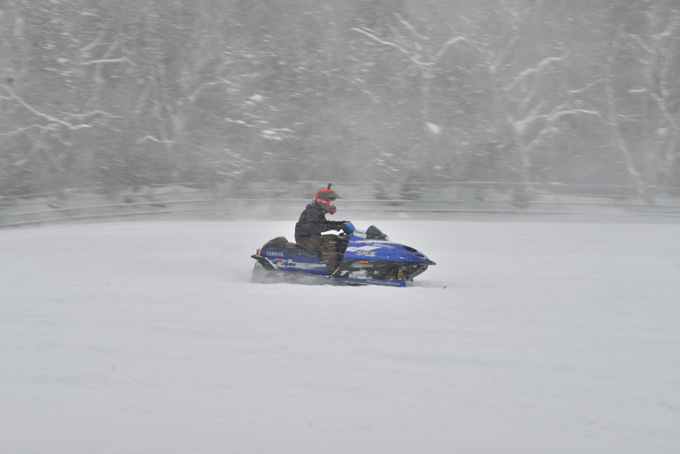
[{"xmin": 1, "ymin": 0, "xmax": 679, "ymax": 203}]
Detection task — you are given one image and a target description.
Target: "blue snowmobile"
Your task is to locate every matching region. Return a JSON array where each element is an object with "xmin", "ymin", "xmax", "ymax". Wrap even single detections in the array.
[{"xmin": 251, "ymin": 225, "xmax": 435, "ymax": 287}]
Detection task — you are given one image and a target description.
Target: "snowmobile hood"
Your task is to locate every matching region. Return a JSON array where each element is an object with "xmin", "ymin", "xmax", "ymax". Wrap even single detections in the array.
[{"xmin": 343, "ymin": 236, "xmax": 435, "ymax": 264}]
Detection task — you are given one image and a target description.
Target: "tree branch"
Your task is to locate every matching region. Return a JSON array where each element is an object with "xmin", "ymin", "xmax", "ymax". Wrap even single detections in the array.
[
  {"xmin": 1, "ymin": 84, "xmax": 95, "ymax": 130},
  {"xmin": 504, "ymin": 55, "xmax": 566, "ymax": 91},
  {"xmin": 80, "ymin": 57, "xmax": 129, "ymax": 66},
  {"xmin": 434, "ymin": 36, "xmax": 469, "ymax": 62},
  {"xmin": 352, "ymin": 27, "xmax": 411, "ymax": 57}
]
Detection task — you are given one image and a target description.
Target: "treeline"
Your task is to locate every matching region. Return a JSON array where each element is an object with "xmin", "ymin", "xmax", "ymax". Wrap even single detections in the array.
[{"xmin": 1, "ymin": 0, "xmax": 679, "ymax": 200}]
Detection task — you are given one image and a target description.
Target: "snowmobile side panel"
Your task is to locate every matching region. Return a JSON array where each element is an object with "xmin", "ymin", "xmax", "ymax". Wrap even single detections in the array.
[
  {"xmin": 255, "ymin": 246, "xmax": 329, "ymax": 276},
  {"xmin": 343, "ymin": 237, "xmax": 432, "ymax": 264}
]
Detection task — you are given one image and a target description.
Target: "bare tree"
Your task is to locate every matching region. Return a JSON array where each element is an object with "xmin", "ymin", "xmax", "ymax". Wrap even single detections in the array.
[
  {"xmin": 0, "ymin": 1, "xmax": 116, "ymax": 192},
  {"xmin": 354, "ymin": 14, "xmax": 469, "ymax": 135},
  {"xmin": 470, "ymin": 1, "xmax": 611, "ymax": 196},
  {"xmin": 625, "ymin": 2, "xmax": 680, "ymax": 195}
]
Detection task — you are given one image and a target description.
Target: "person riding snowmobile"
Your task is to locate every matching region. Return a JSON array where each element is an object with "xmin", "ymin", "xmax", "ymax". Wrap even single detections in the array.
[{"xmin": 295, "ymin": 184, "xmax": 355, "ymax": 274}]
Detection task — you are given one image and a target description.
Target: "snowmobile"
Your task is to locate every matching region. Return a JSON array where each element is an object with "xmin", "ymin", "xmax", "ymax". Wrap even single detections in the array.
[{"xmin": 251, "ymin": 225, "xmax": 435, "ymax": 287}]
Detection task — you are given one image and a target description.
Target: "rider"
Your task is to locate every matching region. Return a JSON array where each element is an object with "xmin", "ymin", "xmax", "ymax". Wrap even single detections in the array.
[{"xmin": 295, "ymin": 184, "xmax": 355, "ymax": 274}]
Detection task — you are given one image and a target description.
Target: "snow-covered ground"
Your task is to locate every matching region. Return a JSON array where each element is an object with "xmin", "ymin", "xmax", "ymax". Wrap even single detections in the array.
[{"xmin": 1, "ymin": 218, "xmax": 679, "ymax": 454}]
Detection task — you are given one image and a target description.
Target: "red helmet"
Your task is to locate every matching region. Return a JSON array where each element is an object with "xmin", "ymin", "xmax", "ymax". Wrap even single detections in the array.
[{"xmin": 315, "ymin": 185, "xmax": 340, "ymax": 215}]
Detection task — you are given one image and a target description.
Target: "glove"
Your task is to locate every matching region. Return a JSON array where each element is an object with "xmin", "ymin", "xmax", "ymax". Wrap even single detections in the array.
[{"xmin": 342, "ymin": 221, "xmax": 356, "ymax": 235}]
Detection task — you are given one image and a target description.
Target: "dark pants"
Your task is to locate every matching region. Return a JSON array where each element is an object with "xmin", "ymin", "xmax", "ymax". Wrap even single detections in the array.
[{"xmin": 296, "ymin": 234, "xmax": 340, "ymax": 274}]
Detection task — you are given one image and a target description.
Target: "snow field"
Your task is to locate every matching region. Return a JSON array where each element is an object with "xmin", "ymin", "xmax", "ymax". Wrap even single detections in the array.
[{"xmin": 1, "ymin": 219, "xmax": 679, "ymax": 454}]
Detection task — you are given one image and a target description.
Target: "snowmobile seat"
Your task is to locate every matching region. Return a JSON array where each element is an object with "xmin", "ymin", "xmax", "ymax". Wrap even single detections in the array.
[
  {"xmin": 286, "ymin": 241, "xmax": 317, "ymax": 256},
  {"xmin": 261, "ymin": 236, "xmax": 320, "ymax": 258},
  {"xmin": 262, "ymin": 236, "xmax": 288, "ymax": 249}
]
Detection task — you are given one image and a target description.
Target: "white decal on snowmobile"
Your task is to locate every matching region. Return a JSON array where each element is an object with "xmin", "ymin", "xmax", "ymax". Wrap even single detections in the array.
[
  {"xmin": 265, "ymin": 251, "xmax": 284, "ymax": 257},
  {"xmin": 346, "ymin": 245, "xmax": 381, "ymax": 252},
  {"xmin": 355, "ymin": 251, "xmax": 377, "ymax": 257}
]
